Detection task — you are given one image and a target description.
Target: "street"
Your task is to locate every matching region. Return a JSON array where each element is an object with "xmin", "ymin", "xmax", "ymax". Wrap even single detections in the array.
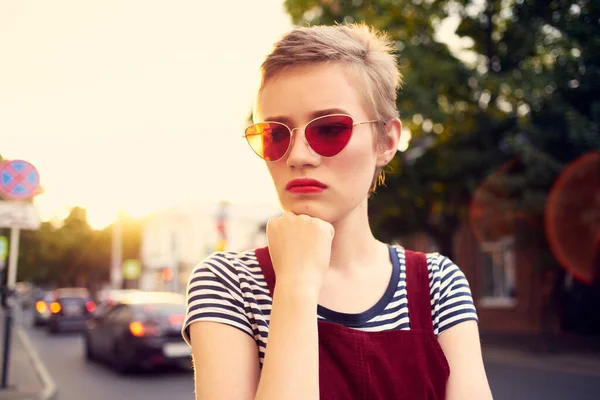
[
  {"xmin": 15, "ymin": 309, "xmax": 600, "ymax": 400},
  {"xmin": 26, "ymin": 325, "xmax": 194, "ymax": 400},
  {"xmin": 485, "ymin": 362, "xmax": 599, "ymax": 400}
]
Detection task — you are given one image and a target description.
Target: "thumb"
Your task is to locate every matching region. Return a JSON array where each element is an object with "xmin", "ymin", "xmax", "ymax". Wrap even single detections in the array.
[{"xmin": 266, "ymin": 217, "xmax": 278, "ymax": 237}]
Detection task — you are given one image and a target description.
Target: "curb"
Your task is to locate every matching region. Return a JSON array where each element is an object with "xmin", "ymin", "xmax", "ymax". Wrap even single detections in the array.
[{"xmin": 15, "ymin": 327, "xmax": 58, "ymax": 400}]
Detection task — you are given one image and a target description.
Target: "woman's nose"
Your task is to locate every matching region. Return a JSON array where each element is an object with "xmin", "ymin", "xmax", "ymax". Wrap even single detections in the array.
[{"xmin": 285, "ymin": 128, "xmax": 320, "ymax": 168}]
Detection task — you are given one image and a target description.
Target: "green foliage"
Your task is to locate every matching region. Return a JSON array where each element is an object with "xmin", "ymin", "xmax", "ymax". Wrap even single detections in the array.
[
  {"xmin": 15, "ymin": 207, "xmax": 142, "ymax": 288},
  {"xmin": 454, "ymin": 0, "xmax": 600, "ymax": 268}
]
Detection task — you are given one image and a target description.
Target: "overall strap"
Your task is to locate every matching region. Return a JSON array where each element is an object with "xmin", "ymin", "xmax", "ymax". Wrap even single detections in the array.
[
  {"xmin": 404, "ymin": 250, "xmax": 434, "ymax": 333},
  {"xmin": 254, "ymin": 246, "xmax": 276, "ymax": 297}
]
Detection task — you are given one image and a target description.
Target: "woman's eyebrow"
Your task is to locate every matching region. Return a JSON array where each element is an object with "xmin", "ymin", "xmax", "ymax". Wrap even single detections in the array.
[
  {"xmin": 263, "ymin": 108, "xmax": 351, "ymax": 124},
  {"xmin": 309, "ymin": 108, "xmax": 350, "ymax": 119},
  {"xmin": 262, "ymin": 115, "xmax": 292, "ymax": 124}
]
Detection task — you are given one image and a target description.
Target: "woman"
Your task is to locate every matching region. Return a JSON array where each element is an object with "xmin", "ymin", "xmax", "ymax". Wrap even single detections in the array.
[{"xmin": 183, "ymin": 23, "xmax": 493, "ymax": 400}]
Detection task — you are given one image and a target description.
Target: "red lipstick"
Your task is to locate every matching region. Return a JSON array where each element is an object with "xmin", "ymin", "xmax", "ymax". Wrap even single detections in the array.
[{"xmin": 285, "ymin": 178, "xmax": 327, "ymax": 194}]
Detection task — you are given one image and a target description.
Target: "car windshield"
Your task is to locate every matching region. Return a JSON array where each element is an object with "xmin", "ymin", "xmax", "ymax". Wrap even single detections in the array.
[
  {"xmin": 59, "ymin": 297, "xmax": 87, "ymax": 303},
  {"xmin": 97, "ymin": 289, "xmax": 139, "ymax": 302},
  {"xmin": 124, "ymin": 291, "xmax": 185, "ymax": 305},
  {"xmin": 56, "ymin": 288, "xmax": 89, "ymax": 299},
  {"xmin": 131, "ymin": 302, "xmax": 185, "ymax": 327},
  {"xmin": 137, "ymin": 302, "xmax": 185, "ymax": 316}
]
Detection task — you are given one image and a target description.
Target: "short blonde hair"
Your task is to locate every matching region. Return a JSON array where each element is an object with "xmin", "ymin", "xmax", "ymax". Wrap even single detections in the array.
[{"xmin": 258, "ymin": 23, "xmax": 402, "ymax": 193}]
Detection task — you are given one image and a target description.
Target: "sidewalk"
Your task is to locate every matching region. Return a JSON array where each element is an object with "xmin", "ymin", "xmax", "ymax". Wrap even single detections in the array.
[
  {"xmin": 481, "ymin": 332, "xmax": 600, "ymax": 377},
  {"xmin": 0, "ymin": 308, "xmax": 56, "ymax": 400}
]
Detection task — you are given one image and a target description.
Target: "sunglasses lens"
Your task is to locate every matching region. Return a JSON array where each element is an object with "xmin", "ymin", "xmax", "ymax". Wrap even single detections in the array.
[
  {"xmin": 245, "ymin": 123, "xmax": 291, "ymax": 161},
  {"xmin": 305, "ymin": 115, "xmax": 354, "ymax": 157}
]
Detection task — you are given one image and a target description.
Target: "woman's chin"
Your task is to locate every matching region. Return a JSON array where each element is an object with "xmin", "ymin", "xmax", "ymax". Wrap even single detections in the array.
[{"xmin": 282, "ymin": 203, "xmax": 330, "ymax": 221}]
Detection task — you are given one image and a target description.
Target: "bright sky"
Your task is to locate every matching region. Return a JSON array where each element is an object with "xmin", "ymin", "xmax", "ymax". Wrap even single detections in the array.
[
  {"xmin": 1, "ymin": 0, "xmax": 293, "ymax": 229},
  {"xmin": 1, "ymin": 1, "xmax": 468, "ymax": 230}
]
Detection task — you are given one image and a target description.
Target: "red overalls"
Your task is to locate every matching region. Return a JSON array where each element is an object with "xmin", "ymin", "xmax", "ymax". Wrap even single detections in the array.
[{"xmin": 255, "ymin": 247, "xmax": 450, "ymax": 400}]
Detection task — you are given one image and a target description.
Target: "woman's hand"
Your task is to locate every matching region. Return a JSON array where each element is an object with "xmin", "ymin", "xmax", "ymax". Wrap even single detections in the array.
[
  {"xmin": 255, "ymin": 210, "xmax": 333, "ymax": 400},
  {"xmin": 266, "ymin": 210, "xmax": 335, "ymax": 294}
]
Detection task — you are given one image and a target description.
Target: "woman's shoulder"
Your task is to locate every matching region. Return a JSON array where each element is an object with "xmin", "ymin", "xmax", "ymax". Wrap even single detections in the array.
[
  {"xmin": 187, "ymin": 248, "xmax": 270, "ymax": 301},
  {"xmin": 184, "ymin": 249, "xmax": 267, "ymax": 344},
  {"xmin": 394, "ymin": 246, "xmax": 477, "ymax": 335},
  {"xmin": 191, "ymin": 248, "xmax": 264, "ymax": 278},
  {"xmin": 424, "ymin": 251, "xmax": 464, "ymax": 280},
  {"xmin": 391, "ymin": 245, "xmax": 462, "ymax": 278}
]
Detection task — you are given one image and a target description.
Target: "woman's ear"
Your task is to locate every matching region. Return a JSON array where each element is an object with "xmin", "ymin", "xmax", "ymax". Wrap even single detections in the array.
[{"xmin": 376, "ymin": 118, "xmax": 402, "ymax": 167}]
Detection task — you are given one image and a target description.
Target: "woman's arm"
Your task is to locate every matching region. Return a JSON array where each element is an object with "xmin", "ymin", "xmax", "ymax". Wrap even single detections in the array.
[
  {"xmin": 438, "ymin": 320, "xmax": 494, "ymax": 400},
  {"xmin": 190, "ymin": 283, "xmax": 320, "ymax": 400},
  {"xmin": 190, "ymin": 322, "xmax": 260, "ymax": 400},
  {"xmin": 254, "ymin": 283, "xmax": 320, "ymax": 400},
  {"xmin": 190, "ymin": 213, "xmax": 331, "ymax": 400}
]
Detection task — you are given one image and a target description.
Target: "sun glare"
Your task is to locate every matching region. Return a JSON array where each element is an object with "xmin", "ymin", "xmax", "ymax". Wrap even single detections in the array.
[{"xmin": 1, "ymin": 0, "xmax": 291, "ymax": 229}]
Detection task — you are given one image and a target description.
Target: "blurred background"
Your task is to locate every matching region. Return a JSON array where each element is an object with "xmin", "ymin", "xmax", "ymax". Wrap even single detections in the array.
[{"xmin": 1, "ymin": 0, "xmax": 599, "ymax": 399}]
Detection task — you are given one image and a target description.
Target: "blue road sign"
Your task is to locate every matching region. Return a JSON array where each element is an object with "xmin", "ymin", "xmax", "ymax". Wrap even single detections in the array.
[{"xmin": 0, "ymin": 160, "xmax": 40, "ymax": 201}]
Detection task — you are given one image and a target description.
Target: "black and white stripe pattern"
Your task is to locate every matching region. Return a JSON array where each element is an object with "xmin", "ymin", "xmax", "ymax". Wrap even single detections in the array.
[{"xmin": 183, "ymin": 247, "xmax": 478, "ymax": 366}]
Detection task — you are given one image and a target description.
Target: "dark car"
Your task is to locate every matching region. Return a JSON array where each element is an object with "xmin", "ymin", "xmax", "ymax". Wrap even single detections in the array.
[
  {"xmin": 33, "ymin": 291, "xmax": 55, "ymax": 327},
  {"xmin": 45, "ymin": 287, "xmax": 96, "ymax": 334},
  {"xmin": 83, "ymin": 291, "xmax": 190, "ymax": 373},
  {"xmin": 92, "ymin": 289, "xmax": 141, "ymax": 318}
]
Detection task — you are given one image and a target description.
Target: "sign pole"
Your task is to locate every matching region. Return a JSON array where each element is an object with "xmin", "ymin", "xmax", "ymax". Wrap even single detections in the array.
[
  {"xmin": 0, "ymin": 226, "xmax": 18, "ymax": 388},
  {"xmin": 0, "ymin": 159, "xmax": 41, "ymax": 391},
  {"xmin": 6, "ymin": 227, "xmax": 20, "ymax": 288},
  {"xmin": 0, "ymin": 289, "xmax": 12, "ymax": 389}
]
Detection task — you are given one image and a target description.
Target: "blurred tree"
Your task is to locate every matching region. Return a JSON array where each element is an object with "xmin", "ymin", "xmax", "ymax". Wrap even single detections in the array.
[
  {"xmin": 118, "ymin": 213, "xmax": 143, "ymax": 264},
  {"xmin": 16, "ymin": 206, "xmax": 142, "ymax": 289},
  {"xmin": 453, "ymin": 0, "xmax": 600, "ymax": 274},
  {"xmin": 452, "ymin": 0, "xmax": 600, "ymax": 334}
]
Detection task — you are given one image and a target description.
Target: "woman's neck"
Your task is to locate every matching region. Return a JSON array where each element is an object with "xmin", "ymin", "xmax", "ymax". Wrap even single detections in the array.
[{"xmin": 328, "ymin": 198, "xmax": 386, "ymax": 272}]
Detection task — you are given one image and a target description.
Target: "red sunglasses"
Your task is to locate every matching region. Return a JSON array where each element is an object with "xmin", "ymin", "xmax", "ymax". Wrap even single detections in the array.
[{"xmin": 244, "ymin": 114, "xmax": 381, "ymax": 161}]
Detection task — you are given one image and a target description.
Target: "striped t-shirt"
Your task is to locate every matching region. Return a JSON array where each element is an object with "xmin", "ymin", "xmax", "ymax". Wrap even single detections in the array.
[{"xmin": 183, "ymin": 246, "xmax": 478, "ymax": 366}]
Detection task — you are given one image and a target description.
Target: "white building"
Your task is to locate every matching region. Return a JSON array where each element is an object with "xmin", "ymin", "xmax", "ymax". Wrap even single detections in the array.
[{"xmin": 139, "ymin": 201, "xmax": 280, "ymax": 293}]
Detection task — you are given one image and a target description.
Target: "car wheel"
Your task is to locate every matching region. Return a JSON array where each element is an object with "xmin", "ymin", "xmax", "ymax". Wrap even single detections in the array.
[
  {"xmin": 112, "ymin": 342, "xmax": 134, "ymax": 374},
  {"xmin": 47, "ymin": 321, "xmax": 60, "ymax": 335},
  {"xmin": 84, "ymin": 335, "xmax": 96, "ymax": 361}
]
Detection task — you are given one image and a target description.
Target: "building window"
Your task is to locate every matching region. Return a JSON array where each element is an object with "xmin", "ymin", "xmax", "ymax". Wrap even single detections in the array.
[{"xmin": 480, "ymin": 236, "xmax": 517, "ymax": 308}]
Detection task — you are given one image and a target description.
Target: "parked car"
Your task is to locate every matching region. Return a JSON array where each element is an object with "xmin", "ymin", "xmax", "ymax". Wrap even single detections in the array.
[
  {"xmin": 33, "ymin": 291, "xmax": 55, "ymax": 327},
  {"xmin": 45, "ymin": 287, "xmax": 96, "ymax": 334},
  {"xmin": 83, "ymin": 291, "xmax": 189, "ymax": 373},
  {"xmin": 93, "ymin": 289, "xmax": 141, "ymax": 318}
]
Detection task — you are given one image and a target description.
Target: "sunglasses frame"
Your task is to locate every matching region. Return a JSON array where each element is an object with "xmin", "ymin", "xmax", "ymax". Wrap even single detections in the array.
[{"xmin": 243, "ymin": 114, "xmax": 382, "ymax": 161}]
